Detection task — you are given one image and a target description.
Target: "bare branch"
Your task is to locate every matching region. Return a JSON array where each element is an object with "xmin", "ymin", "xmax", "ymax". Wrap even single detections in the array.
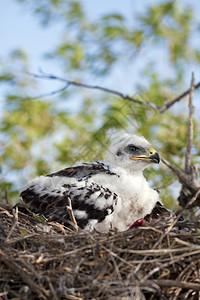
[
  {"xmin": 66, "ymin": 197, "xmax": 79, "ymax": 233},
  {"xmin": 27, "ymin": 71, "xmax": 200, "ymax": 113},
  {"xmin": 68, "ymin": 81, "xmax": 158, "ymax": 110},
  {"xmin": 27, "ymin": 72, "xmax": 158, "ymax": 110},
  {"xmin": 146, "ymin": 279, "xmax": 200, "ymax": 292},
  {"xmin": 27, "ymin": 84, "xmax": 70, "ymax": 100},
  {"xmin": 5, "ymin": 206, "xmax": 18, "ymax": 242},
  {"xmin": 164, "ymin": 189, "xmax": 200, "ymax": 236},
  {"xmin": 161, "ymin": 158, "xmax": 186, "ymax": 183},
  {"xmin": 176, "ymin": 73, "xmax": 200, "ymax": 207},
  {"xmin": 5, "ymin": 186, "xmax": 9, "ymax": 204},
  {"xmin": 185, "ymin": 72, "xmax": 195, "ymax": 173},
  {"xmin": 158, "ymin": 80, "xmax": 200, "ymax": 113},
  {"xmin": 25, "ymin": 71, "xmax": 200, "ymax": 115},
  {"xmin": 161, "ymin": 72, "xmax": 200, "ymax": 207},
  {"xmin": 161, "ymin": 158, "xmax": 199, "ymax": 195}
]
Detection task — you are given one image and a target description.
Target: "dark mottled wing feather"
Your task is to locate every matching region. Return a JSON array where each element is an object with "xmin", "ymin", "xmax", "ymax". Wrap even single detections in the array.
[
  {"xmin": 19, "ymin": 162, "xmax": 119, "ymax": 230},
  {"xmin": 47, "ymin": 161, "xmax": 119, "ymax": 180}
]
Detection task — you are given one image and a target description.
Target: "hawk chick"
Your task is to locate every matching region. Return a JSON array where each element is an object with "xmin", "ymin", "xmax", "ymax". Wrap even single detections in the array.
[{"xmin": 19, "ymin": 132, "xmax": 164, "ymax": 232}]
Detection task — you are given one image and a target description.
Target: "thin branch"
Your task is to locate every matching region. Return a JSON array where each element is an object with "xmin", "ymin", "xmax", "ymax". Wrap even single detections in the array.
[
  {"xmin": 5, "ymin": 186, "xmax": 9, "ymax": 204},
  {"xmin": 185, "ymin": 72, "xmax": 195, "ymax": 173},
  {"xmin": 163, "ymin": 189, "xmax": 200, "ymax": 235},
  {"xmin": 27, "ymin": 72, "xmax": 158, "ymax": 110},
  {"xmin": 161, "ymin": 158, "xmax": 190, "ymax": 188},
  {"xmin": 27, "ymin": 71, "xmax": 200, "ymax": 113},
  {"xmin": 68, "ymin": 81, "xmax": 158, "ymax": 110},
  {"xmin": 66, "ymin": 197, "xmax": 79, "ymax": 233},
  {"xmin": 5, "ymin": 206, "xmax": 18, "ymax": 242},
  {"xmin": 158, "ymin": 80, "xmax": 200, "ymax": 113},
  {"xmin": 148, "ymin": 279, "xmax": 200, "ymax": 292},
  {"xmin": 161, "ymin": 158, "xmax": 199, "ymax": 193},
  {"xmin": 27, "ymin": 83, "xmax": 70, "ymax": 100},
  {"xmin": 161, "ymin": 74, "xmax": 200, "ymax": 208}
]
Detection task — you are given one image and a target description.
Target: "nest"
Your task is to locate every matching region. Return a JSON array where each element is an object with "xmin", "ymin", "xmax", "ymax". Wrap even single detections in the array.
[{"xmin": 0, "ymin": 202, "xmax": 200, "ymax": 300}]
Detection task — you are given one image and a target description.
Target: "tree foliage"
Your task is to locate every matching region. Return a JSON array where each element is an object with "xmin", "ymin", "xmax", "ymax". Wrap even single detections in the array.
[{"xmin": 0, "ymin": 1, "xmax": 200, "ymax": 206}]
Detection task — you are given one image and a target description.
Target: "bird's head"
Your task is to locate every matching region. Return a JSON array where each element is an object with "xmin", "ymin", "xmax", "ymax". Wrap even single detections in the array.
[{"xmin": 107, "ymin": 132, "xmax": 160, "ymax": 173}]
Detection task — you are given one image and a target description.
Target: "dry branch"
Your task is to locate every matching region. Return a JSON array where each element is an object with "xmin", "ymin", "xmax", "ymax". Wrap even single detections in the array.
[
  {"xmin": 162, "ymin": 73, "xmax": 200, "ymax": 208},
  {"xmin": 27, "ymin": 71, "xmax": 200, "ymax": 113},
  {"xmin": 158, "ymin": 80, "xmax": 200, "ymax": 113},
  {"xmin": 185, "ymin": 72, "xmax": 195, "ymax": 173},
  {"xmin": 5, "ymin": 206, "xmax": 18, "ymax": 242},
  {"xmin": 28, "ymin": 71, "xmax": 157, "ymax": 110},
  {"xmin": 148, "ymin": 279, "xmax": 200, "ymax": 292},
  {"xmin": 66, "ymin": 197, "xmax": 79, "ymax": 233},
  {"xmin": 178, "ymin": 73, "xmax": 200, "ymax": 207}
]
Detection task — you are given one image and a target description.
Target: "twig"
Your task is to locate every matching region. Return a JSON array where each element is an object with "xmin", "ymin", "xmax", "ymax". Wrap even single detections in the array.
[
  {"xmin": 67, "ymin": 81, "xmax": 157, "ymax": 110},
  {"xmin": 158, "ymin": 82, "xmax": 200, "ymax": 113},
  {"xmin": 101, "ymin": 245, "xmax": 139, "ymax": 268},
  {"xmin": 27, "ymin": 71, "xmax": 157, "ymax": 110},
  {"xmin": 147, "ymin": 279, "xmax": 200, "ymax": 292},
  {"xmin": 166, "ymin": 189, "xmax": 200, "ymax": 232},
  {"xmin": 26, "ymin": 82, "xmax": 70, "ymax": 100},
  {"xmin": 119, "ymin": 246, "xmax": 200, "ymax": 255},
  {"xmin": 150, "ymin": 189, "xmax": 200, "ymax": 249},
  {"xmin": 26, "ymin": 71, "xmax": 200, "ymax": 113},
  {"xmin": 161, "ymin": 158, "xmax": 198, "ymax": 192},
  {"xmin": 0, "ymin": 292, "xmax": 8, "ymax": 297},
  {"xmin": 158, "ymin": 80, "xmax": 200, "ymax": 113},
  {"xmin": 46, "ymin": 277, "xmax": 59, "ymax": 300},
  {"xmin": 5, "ymin": 206, "xmax": 18, "ymax": 242},
  {"xmin": 110, "ymin": 255, "xmax": 122, "ymax": 281},
  {"xmin": 0, "ymin": 206, "xmax": 13, "ymax": 218},
  {"xmin": 155, "ymin": 178, "xmax": 176, "ymax": 190},
  {"xmin": 185, "ymin": 72, "xmax": 195, "ymax": 173},
  {"xmin": 161, "ymin": 157, "xmax": 200, "ymax": 206},
  {"xmin": 66, "ymin": 197, "xmax": 79, "ymax": 233},
  {"xmin": 5, "ymin": 233, "xmax": 39, "ymax": 245},
  {"xmin": 177, "ymin": 73, "xmax": 200, "ymax": 207},
  {"xmin": 173, "ymin": 262, "xmax": 195, "ymax": 299},
  {"xmin": 162, "ymin": 74, "xmax": 200, "ymax": 207},
  {"xmin": 5, "ymin": 186, "xmax": 9, "ymax": 204}
]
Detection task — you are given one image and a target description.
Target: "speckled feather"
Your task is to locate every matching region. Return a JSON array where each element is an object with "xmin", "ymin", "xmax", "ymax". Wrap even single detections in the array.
[{"xmin": 20, "ymin": 162, "xmax": 119, "ymax": 230}]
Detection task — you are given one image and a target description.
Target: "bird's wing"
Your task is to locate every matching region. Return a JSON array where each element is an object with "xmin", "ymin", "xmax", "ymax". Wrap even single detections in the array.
[
  {"xmin": 19, "ymin": 162, "xmax": 119, "ymax": 230},
  {"xmin": 47, "ymin": 161, "xmax": 119, "ymax": 181}
]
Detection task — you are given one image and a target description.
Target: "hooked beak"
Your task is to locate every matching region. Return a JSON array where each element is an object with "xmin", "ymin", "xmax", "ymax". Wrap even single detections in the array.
[{"xmin": 130, "ymin": 148, "xmax": 160, "ymax": 164}]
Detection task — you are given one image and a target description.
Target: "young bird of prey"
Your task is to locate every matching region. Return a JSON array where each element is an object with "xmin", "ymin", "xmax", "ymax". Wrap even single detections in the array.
[{"xmin": 18, "ymin": 132, "xmax": 167, "ymax": 232}]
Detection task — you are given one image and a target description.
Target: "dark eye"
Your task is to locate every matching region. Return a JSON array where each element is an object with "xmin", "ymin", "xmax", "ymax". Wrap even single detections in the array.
[{"xmin": 128, "ymin": 145, "xmax": 138, "ymax": 152}]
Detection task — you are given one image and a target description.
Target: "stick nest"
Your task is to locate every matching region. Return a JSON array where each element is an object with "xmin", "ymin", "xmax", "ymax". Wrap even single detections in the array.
[{"xmin": 0, "ymin": 202, "xmax": 200, "ymax": 300}]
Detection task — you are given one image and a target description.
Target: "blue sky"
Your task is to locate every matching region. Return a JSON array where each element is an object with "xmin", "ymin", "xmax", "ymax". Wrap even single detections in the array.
[
  {"xmin": 0, "ymin": 0, "xmax": 171, "ymax": 81},
  {"xmin": 0, "ymin": 0, "xmax": 200, "ymax": 105},
  {"xmin": 0, "ymin": 0, "xmax": 158, "ymax": 114},
  {"xmin": 1, "ymin": 1, "xmax": 199, "ymax": 80},
  {"xmin": 0, "ymin": 0, "xmax": 155, "ymax": 64}
]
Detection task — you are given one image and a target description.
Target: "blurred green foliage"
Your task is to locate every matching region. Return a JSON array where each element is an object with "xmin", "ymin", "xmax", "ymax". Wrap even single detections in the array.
[{"xmin": 0, "ymin": 1, "xmax": 200, "ymax": 207}]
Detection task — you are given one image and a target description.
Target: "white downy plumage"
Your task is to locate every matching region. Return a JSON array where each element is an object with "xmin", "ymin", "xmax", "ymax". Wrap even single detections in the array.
[{"xmin": 19, "ymin": 132, "xmax": 161, "ymax": 232}]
